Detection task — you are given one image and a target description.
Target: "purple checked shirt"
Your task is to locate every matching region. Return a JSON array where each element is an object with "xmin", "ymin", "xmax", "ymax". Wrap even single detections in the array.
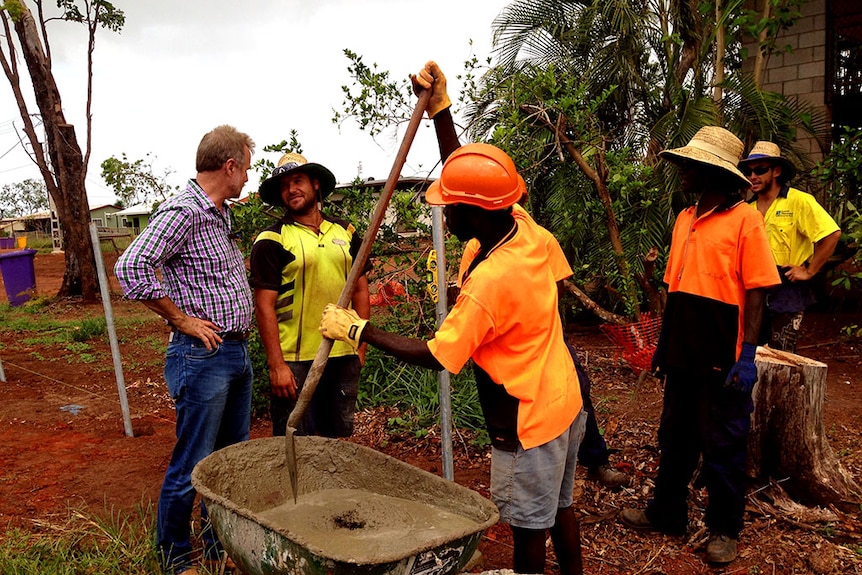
[{"xmin": 114, "ymin": 179, "xmax": 253, "ymax": 332}]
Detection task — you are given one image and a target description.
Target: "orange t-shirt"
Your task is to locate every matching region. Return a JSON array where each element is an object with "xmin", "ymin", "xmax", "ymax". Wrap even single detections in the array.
[
  {"xmin": 663, "ymin": 200, "xmax": 780, "ymax": 364},
  {"xmin": 428, "ymin": 218, "xmax": 582, "ymax": 449}
]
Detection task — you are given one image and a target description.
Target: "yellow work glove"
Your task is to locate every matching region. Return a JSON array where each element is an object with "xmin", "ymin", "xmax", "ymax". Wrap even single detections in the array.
[
  {"xmin": 411, "ymin": 60, "xmax": 451, "ymax": 119},
  {"xmin": 320, "ymin": 304, "xmax": 368, "ymax": 350}
]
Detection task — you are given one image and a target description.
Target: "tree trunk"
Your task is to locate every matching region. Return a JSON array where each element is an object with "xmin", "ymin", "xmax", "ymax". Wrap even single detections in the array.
[
  {"xmin": 12, "ymin": 4, "xmax": 97, "ymax": 301},
  {"xmin": 713, "ymin": 0, "xmax": 725, "ymax": 108},
  {"xmin": 749, "ymin": 346, "xmax": 861, "ymax": 506},
  {"xmin": 752, "ymin": 0, "xmax": 771, "ymax": 89}
]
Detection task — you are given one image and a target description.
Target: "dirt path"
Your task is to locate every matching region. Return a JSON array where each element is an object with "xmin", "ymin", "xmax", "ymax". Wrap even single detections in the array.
[{"xmin": 0, "ymin": 252, "xmax": 860, "ymax": 574}]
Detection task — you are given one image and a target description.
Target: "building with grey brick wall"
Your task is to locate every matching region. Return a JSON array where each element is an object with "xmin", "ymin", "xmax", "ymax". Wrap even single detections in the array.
[{"xmin": 743, "ymin": 0, "xmax": 861, "ymax": 163}]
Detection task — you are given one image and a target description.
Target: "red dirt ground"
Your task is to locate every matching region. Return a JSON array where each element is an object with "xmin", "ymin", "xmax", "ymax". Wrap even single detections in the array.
[{"xmin": 1, "ymin": 251, "xmax": 861, "ymax": 574}]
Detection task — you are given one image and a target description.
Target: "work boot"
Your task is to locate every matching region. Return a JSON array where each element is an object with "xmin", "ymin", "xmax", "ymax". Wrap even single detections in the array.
[
  {"xmin": 704, "ymin": 533, "xmax": 738, "ymax": 564},
  {"xmin": 589, "ymin": 464, "xmax": 630, "ymax": 489},
  {"xmin": 619, "ymin": 508, "xmax": 655, "ymax": 531}
]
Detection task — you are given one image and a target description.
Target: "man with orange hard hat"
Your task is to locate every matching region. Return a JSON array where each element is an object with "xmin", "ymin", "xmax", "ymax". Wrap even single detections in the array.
[
  {"xmin": 321, "ymin": 63, "xmax": 586, "ymax": 575},
  {"xmin": 421, "ymin": 61, "xmax": 629, "ymax": 491}
]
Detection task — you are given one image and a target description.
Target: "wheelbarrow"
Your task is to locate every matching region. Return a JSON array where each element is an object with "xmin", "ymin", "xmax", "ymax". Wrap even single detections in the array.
[{"xmin": 191, "ymin": 436, "xmax": 499, "ymax": 575}]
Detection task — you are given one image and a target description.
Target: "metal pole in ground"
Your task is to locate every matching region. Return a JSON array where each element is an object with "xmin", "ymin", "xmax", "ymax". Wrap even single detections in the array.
[
  {"xmin": 431, "ymin": 206, "xmax": 454, "ymax": 481},
  {"xmin": 89, "ymin": 223, "xmax": 134, "ymax": 437}
]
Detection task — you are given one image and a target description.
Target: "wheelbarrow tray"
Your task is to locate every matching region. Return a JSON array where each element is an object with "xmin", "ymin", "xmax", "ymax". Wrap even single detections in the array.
[{"xmin": 191, "ymin": 436, "xmax": 499, "ymax": 575}]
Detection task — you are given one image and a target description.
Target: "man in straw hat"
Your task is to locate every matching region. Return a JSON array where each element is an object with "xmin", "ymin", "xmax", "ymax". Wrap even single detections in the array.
[
  {"xmin": 739, "ymin": 141, "xmax": 841, "ymax": 352},
  {"xmin": 115, "ymin": 125, "xmax": 255, "ymax": 575},
  {"xmin": 249, "ymin": 153, "xmax": 370, "ymax": 439},
  {"xmin": 320, "ymin": 61, "xmax": 586, "ymax": 575},
  {"xmin": 620, "ymin": 127, "xmax": 781, "ymax": 564}
]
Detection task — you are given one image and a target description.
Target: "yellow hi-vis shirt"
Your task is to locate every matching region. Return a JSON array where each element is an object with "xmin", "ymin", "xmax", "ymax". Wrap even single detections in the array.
[
  {"xmin": 750, "ymin": 186, "xmax": 840, "ymax": 268},
  {"xmin": 250, "ymin": 216, "xmax": 363, "ymax": 361},
  {"xmin": 428, "ymin": 220, "xmax": 582, "ymax": 450}
]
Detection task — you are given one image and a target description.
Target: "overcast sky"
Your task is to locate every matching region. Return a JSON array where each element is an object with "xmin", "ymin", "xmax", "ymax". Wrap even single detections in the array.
[{"xmin": 0, "ymin": 0, "xmax": 511, "ymax": 206}]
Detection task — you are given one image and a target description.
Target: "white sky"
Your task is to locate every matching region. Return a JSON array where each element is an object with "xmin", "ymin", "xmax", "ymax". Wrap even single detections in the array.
[{"xmin": 0, "ymin": 0, "xmax": 510, "ymax": 206}]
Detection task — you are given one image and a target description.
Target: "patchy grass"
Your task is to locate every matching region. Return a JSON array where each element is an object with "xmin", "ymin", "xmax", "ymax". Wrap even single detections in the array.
[{"xmin": 0, "ymin": 506, "xmax": 161, "ymax": 575}]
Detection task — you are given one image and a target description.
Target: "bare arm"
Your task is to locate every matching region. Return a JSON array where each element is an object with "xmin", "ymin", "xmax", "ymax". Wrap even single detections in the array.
[
  {"xmin": 254, "ymin": 288, "xmax": 297, "ymax": 399},
  {"xmin": 361, "ymin": 324, "xmax": 444, "ymax": 371},
  {"xmin": 352, "ymin": 275, "xmax": 371, "ymax": 364},
  {"xmin": 433, "ymin": 108, "xmax": 460, "ymax": 162},
  {"xmin": 743, "ymin": 287, "xmax": 765, "ymax": 345},
  {"xmin": 784, "ymin": 229, "xmax": 841, "ymax": 282}
]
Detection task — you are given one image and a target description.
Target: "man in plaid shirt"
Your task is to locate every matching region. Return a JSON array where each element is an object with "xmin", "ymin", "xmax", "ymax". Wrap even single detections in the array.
[{"xmin": 115, "ymin": 125, "xmax": 254, "ymax": 575}]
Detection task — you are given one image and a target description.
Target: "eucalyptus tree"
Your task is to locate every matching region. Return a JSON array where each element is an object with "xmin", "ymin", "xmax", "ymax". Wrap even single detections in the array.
[
  {"xmin": 0, "ymin": 178, "xmax": 49, "ymax": 218},
  {"xmin": 0, "ymin": 0, "xmax": 124, "ymax": 301},
  {"xmin": 100, "ymin": 153, "xmax": 178, "ymax": 207}
]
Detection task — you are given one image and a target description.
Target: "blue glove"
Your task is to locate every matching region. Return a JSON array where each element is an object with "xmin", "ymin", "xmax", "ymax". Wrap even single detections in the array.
[{"xmin": 725, "ymin": 342, "xmax": 758, "ymax": 393}]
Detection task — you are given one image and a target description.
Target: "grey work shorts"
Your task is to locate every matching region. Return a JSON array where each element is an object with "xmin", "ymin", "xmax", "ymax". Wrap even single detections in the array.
[{"xmin": 490, "ymin": 409, "xmax": 586, "ymax": 529}]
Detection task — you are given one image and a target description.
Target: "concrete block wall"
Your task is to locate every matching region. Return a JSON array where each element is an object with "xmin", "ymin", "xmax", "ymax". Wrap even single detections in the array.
[{"xmin": 743, "ymin": 0, "xmax": 829, "ymax": 163}]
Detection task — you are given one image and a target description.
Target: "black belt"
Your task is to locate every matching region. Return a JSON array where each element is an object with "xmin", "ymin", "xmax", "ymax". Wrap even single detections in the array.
[{"xmin": 219, "ymin": 330, "xmax": 250, "ymax": 341}]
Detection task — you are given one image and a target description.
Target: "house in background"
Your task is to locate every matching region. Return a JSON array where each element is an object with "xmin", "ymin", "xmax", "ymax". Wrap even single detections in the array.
[
  {"xmin": 1, "ymin": 211, "xmax": 50, "ymax": 236},
  {"xmin": 89, "ymin": 204, "xmax": 123, "ymax": 229},
  {"xmin": 111, "ymin": 200, "xmax": 161, "ymax": 234},
  {"xmin": 332, "ymin": 176, "xmax": 436, "ymax": 237}
]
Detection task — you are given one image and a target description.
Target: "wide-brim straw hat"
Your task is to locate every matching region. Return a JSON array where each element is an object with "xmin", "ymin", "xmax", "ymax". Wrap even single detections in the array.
[
  {"xmin": 659, "ymin": 126, "xmax": 750, "ymax": 189},
  {"xmin": 259, "ymin": 152, "xmax": 336, "ymax": 207},
  {"xmin": 738, "ymin": 141, "xmax": 797, "ymax": 181}
]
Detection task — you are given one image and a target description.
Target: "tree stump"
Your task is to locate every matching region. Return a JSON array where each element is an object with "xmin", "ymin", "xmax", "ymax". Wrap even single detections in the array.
[{"xmin": 749, "ymin": 346, "xmax": 861, "ymax": 506}]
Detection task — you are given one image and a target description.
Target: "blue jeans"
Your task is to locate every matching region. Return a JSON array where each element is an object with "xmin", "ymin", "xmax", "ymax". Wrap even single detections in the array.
[{"xmin": 157, "ymin": 333, "xmax": 252, "ymax": 574}]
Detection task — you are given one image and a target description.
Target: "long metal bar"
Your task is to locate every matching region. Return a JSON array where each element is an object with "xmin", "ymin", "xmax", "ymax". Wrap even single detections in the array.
[
  {"xmin": 431, "ymin": 206, "xmax": 454, "ymax": 481},
  {"xmin": 285, "ymin": 89, "xmax": 432, "ymax": 501},
  {"xmin": 89, "ymin": 223, "xmax": 134, "ymax": 437}
]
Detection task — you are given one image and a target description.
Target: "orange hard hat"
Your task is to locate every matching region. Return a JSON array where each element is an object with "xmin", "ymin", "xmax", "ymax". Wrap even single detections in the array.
[{"xmin": 425, "ymin": 143, "xmax": 525, "ymax": 209}]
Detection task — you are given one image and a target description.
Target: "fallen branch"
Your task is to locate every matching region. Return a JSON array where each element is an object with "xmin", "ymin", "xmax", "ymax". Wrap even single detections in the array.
[{"xmin": 563, "ymin": 280, "xmax": 628, "ymax": 325}]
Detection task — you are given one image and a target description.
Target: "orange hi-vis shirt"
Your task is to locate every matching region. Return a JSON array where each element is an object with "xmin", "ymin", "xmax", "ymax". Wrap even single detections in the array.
[
  {"xmin": 428, "ymin": 219, "xmax": 582, "ymax": 450},
  {"xmin": 658, "ymin": 199, "xmax": 780, "ymax": 372},
  {"xmin": 458, "ymin": 204, "xmax": 573, "ymax": 286}
]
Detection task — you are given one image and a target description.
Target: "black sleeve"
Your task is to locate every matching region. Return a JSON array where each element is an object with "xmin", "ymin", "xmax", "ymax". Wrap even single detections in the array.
[{"xmin": 249, "ymin": 238, "xmax": 294, "ymax": 291}]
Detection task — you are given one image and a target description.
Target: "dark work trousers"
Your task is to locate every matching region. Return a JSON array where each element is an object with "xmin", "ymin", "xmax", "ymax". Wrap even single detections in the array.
[
  {"xmin": 645, "ymin": 368, "xmax": 753, "ymax": 536},
  {"xmin": 270, "ymin": 355, "xmax": 360, "ymax": 438},
  {"xmin": 566, "ymin": 343, "xmax": 610, "ymax": 470}
]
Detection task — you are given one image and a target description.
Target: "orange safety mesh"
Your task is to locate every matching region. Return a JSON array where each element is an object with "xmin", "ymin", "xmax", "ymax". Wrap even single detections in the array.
[
  {"xmin": 600, "ymin": 313, "xmax": 662, "ymax": 374},
  {"xmin": 369, "ymin": 280, "xmax": 408, "ymax": 307}
]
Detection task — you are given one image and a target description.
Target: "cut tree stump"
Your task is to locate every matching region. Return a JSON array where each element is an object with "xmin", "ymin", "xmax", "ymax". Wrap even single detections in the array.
[{"xmin": 749, "ymin": 346, "xmax": 861, "ymax": 506}]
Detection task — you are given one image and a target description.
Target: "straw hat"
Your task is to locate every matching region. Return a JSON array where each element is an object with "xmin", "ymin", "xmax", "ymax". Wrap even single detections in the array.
[
  {"xmin": 659, "ymin": 126, "xmax": 750, "ymax": 189},
  {"xmin": 738, "ymin": 141, "xmax": 797, "ymax": 182},
  {"xmin": 259, "ymin": 152, "xmax": 336, "ymax": 207}
]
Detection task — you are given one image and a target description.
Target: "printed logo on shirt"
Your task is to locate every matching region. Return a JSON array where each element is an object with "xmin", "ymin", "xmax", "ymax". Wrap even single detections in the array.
[
  {"xmin": 774, "ymin": 210, "xmax": 794, "ymax": 217},
  {"xmin": 332, "ymin": 238, "xmax": 347, "ymax": 246}
]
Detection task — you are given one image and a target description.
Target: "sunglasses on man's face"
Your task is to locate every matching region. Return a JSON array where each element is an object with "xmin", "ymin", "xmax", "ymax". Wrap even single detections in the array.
[{"xmin": 741, "ymin": 165, "xmax": 772, "ymax": 177}]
